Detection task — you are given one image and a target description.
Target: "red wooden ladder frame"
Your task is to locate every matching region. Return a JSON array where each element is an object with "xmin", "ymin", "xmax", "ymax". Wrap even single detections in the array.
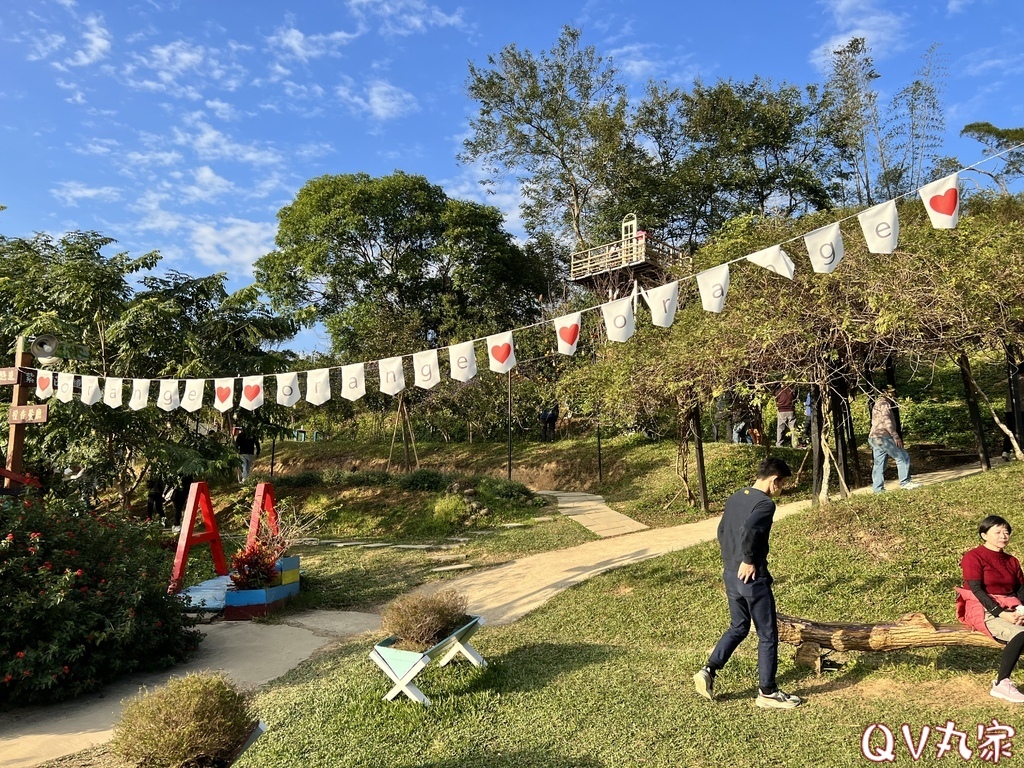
[
  {"xmin": 246, "ymin": 482, "xmax": 279, "ymax": 546},
  {"xmin": 168, "ymin": 481, "xmax": 228, "ymax": 594}
]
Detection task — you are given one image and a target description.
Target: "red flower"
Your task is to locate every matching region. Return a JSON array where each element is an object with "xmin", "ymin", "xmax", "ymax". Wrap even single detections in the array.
[
  {"xmin": 4, "ymin": 533, "xmax": 12, "ymax": 542},
  {"xmin": 23, "ymin": 500, "xmax": 31, "ymax": 508},
  {"xmin": 28, "ymin": 547, "xmax": 36, "ymax": 555},
  {"xmin": 67, "ymin": 532, "xmax": 74, "ymax": 539},
  {"xmin": 3, "ymin": 673, "xmax": 12, "ymax": 684},
  {"xmin": 63, "ymin": 666, "xmax": 69, "ymax": 674},
  {"xmin": 16, "ymin": 651, "xmax": 25, "ymax": 659},
  {"xmin": 23, "ymin": 670, "xmax": 31, "ymax": 677},
  {"xmin": 29, "ymin": 532, "xmax": 41, "ymax": 539},
  {"xmin": 80, "ymin": 587, "xmax": 89, "ymax": 594},
  {"xmin": 156, "ymin": 620, "xmax": 163, "ymax": 628},
  {"xmin": 75, "ymin": 569, "xmax": 84, "ymax": 577},
  {"xmin": 43, "ymin": 562, "xmax": 52, "ymax": 570}
]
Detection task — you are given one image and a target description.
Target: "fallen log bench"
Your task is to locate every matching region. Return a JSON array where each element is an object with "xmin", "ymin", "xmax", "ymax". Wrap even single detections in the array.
[{"xmin": 778, "ymin": 612, "xmax": 1002, "ymax": 672}]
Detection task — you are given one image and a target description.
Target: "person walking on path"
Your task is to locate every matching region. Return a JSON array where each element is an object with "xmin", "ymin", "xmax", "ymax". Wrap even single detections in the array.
[
  {"xmin": 235, "ymin": 428, "xmax": 260, "ymax": 482},
  {"xmin": 774, "ymin": 385, "xmax": 798, "ymax": 447},
  {"xmin": 868, "ymin": 388, "xmax": 920, "ymax": 493},
  {"xmin": 694, "ymin": 457, "xmax": 802, "ymax": 709}
]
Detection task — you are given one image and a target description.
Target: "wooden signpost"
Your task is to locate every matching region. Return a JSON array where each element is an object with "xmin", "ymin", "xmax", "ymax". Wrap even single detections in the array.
[{"xmin": 3, "ymin": 338, "xmax": 35, "ymax": 489}]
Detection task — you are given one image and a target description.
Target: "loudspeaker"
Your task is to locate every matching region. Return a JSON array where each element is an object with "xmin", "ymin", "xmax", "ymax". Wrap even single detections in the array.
[{"xmin": 30, "ymin": 334, "xmax": 61, "ymax": 366}]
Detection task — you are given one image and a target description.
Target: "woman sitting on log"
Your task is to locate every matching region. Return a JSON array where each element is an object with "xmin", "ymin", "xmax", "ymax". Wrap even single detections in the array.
[{"xmin": 957, "ymin": 515, "xmax": 1024, "ymax": 703}]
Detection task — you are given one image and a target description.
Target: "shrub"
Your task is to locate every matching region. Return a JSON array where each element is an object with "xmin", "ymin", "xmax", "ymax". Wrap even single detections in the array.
[
  {"xmin": 477, "ymin": 476, "xmax": 532, "ymax": 500},
  {"xmin": 273, "ymin": 471, "xmax": 324, "ymax": 488},
  {"xmin": 433, "ymin": 495, "xmax": 466, "ymax": 527},
  {"xmin": 230, "ymin": 539, "xmax": 281, "ymax": 591},
  {"xmin": 345, "ymin": 470, "xmax": 393, "ymax": 488},
  {"xmin": 111, "ymin": 672, "xmax": 255, "ymax": 768},
  {"xmin": 395, "ymin": 469, "xmax": 450, "ymax": 492},
  {"xmin": 380, "ymin": 589, "xmax": 469, "ymax": 652},
  {"xmin": 0, "ymin": 492, "xmax": 200, "ymax": 706}
]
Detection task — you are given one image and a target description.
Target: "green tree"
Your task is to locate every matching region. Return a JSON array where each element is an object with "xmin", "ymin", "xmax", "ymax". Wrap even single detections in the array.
[{"xmin": 961, "ymin": 122, "xmax": 1024, "ymax": 195}]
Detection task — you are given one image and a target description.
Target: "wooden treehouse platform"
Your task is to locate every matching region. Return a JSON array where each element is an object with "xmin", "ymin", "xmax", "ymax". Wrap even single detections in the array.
[{"xmin": 569, "ymin": 214, "xmax": 687, "ymax": 287}]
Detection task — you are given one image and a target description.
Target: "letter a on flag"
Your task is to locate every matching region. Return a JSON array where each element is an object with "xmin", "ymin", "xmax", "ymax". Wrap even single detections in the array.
[
  {"xmin": 487, "ymin": 332, "xmax": 516, "ymax": 373},
  {"xmin": 103, "ymin": 377, "xmax": 122, "ymax": 408},
  {"xmin": 919, "ymin": 173, "xmax": 960, "ymax": 229},
  {"xmin": 696, "ymin": 264, "xmax": 730, "ymax": 313},
  {"xmin": 553, "ymin": 312, "xmax": 582, "ymax": 355},
  {"xmin": 340, "ymin": 364, "xmax": 364, "ymax": 402}
]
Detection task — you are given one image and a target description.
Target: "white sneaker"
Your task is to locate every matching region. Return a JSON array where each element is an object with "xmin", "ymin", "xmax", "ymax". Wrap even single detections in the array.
[
  {"xmin": 991, "ymin": 679, "xmax": 1024, "ymax": 703},
  {"xmin": 899, "ymin": 481, "xmax": 922, "ymax": 490}
]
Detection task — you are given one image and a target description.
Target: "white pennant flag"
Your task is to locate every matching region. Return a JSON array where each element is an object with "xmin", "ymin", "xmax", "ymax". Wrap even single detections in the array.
[
  {"xmin": 157, "ymin": 379, "xmax": 181, "ymax": 411},
  {"xmin": 340, "ymin": 364, "xmax": 364, "ymax": 402},
  {"xmin": 448, "ymin": 341, "xmax": 477, "ymax": 382},
  {"xmin": 602, "ymin": 296, "xmax": 636, "ymax": 341},
  {"xmin": 696, "ymin": 264, "xmax": 731, "ymax": 313},
  {"xmin": 182, "ymin": 379, "xmax": 204, "ymax": 413},
  {"xmin": 80, "ymin": 375, "xmax": 101, "ymax": 406},
  {"xmin": 213, "ymin": 378, "xmax": 235, "ymax": 412},
  {"xmin": 129, "ymin": 379, "xmax": 151, "ymax": 411},
  {"xmin": 746, "ymin": 245, "xmax": 796, "ymax": 280},
  {"xmin": 857, "ymin": 200, "xmax": 900, "ymax": 253},
  {"xmin": 379, "ymin": 357, "xmax": 406, "ymax": 395},
  {"xmin": 103, "ymin": 377, "xmax": 122, "ymax": 408},
  {"xmin": 240, "ymin": 376, "xmax": 264, "ymax": 411},
  {"xmin": 641, "ymin": 281, "xmax": 680, "ymax": 327},
  {"xmin": 414, "ymin": 350, "xmax": 441, "ymax": 390},
  {"xmin": 487, "ymin": 332, "xmax": 516, "ymax": 373},
  {"xmin": 306, "ymin": 368, "xmax": 333, "ymax": 405},
  {"xmin": 35, "ymin": 370, "xmax": 54, "ymax": 400},
  {"xmin": 553, "ymin": 312, "xmax": 582, "ymax": 355},
  {"xmin": 804, "ymin": 222, "xmax": 845, "ymax": 274},
  {"xmin": 276, "ymin": 372, "xmax": 300, "ymax": 407},
  {"xmin": 56, "ymin": 372, "xmax": 75, "ymax": 403},
  {"xmin": 919, "ymin": 173, "xmax": 960, "ymax": 228}
]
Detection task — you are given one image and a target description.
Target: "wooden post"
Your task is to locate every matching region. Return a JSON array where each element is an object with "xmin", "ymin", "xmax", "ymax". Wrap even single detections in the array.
[
  {"xmin": 4, "ymin": 336, "xmax": 32, "ymax": 489},
  {"xmin": 689, "ymin": 402, "xmax": 710, "ymax": 512},
  {"xmin": 958, "ymin": 353, "xmax": 991, "ymax": 471}
]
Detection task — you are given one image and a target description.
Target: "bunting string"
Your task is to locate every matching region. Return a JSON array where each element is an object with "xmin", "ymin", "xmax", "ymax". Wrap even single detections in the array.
[{"xmin": 21, "ymin": 143, "xmax": 1024, "ymax": 413}]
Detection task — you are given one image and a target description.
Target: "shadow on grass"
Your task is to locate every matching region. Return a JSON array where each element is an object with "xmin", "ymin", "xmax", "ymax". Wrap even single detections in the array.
[
  {"xmin": 458, "ymin": 641, "xmax": 622, "ymax": 695},
  {"xmin": 407, "ymin": 749, "xmax": 603, "ymax": 768}
]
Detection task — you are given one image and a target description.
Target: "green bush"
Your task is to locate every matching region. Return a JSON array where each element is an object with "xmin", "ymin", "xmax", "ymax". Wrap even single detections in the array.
[
  {"xmin": 0, "ymin": 492, "xmax": 200, "ymax": 705},
  {"xmin": 380, "ymin": 589, "xmax": 470, "ymax": 652},
  {"xmin": 272, "ymin": 471, "xmax": 324, "ymax": 488},
  {"xmin": 477, "ymin": 476, "xmax": 532, "ymax": 500},
  {"xmin": 433, "ymin": 495, "xmax": 467, "ymax": 527},
  {"xmin": 344, "ymin": 470, "xmax": 394, "ymax": 488},
  {"xmin": 395, "ymin": 469, "xmax": 450, "ymax": 492},
  {"xmin": 111, "ymin": 672, "xmax": 254, "ymax": 768}
]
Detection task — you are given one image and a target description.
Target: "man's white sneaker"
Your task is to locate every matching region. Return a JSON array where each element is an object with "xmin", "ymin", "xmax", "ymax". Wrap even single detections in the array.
[
  {"xmin": 694, "ymin": 668, "xmax": 715, "ymax": 701},
  {"xmin": 756, "ymin": 689, "xmax": 802, "ymax": 709},
  {"xmin": 899, "ymin": 481, "xmax": 922, "ymax": 490}
]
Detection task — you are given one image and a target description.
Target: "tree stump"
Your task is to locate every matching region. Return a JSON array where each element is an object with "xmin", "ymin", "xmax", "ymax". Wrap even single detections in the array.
[{"xmin": 778, "ymin": 612, "xmax": 1002, "ymax": 670}]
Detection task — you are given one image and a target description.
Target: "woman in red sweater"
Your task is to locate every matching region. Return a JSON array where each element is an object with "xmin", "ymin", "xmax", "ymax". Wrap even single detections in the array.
[{"xmin": 957, "ymin": 515, "xmax": 1024, "ymax": 703}]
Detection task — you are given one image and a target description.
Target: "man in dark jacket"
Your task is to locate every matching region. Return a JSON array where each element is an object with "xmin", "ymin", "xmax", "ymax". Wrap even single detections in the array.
[
  {"xmin": 234, "ymin": 429, "xmax": 260, "ymax": 482},
  {"xmin": 694, "ymin": 457, "xmax": 801, "ymax": 709}
]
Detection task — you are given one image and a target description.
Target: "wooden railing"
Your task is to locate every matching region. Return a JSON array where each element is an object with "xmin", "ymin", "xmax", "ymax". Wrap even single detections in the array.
[{"xmin": 570, "ymin": 236, "xmax": 686, "ymax": 281}]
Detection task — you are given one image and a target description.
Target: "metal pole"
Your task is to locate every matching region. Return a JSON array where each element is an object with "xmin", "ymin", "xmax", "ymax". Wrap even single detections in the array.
[
  {"xmin": 506, "ymin": 371, "xmax": 512, "ymax": 481},
  {"xmin": 270, "ymin": 437, "xmax": 276, "ymax": 479}
]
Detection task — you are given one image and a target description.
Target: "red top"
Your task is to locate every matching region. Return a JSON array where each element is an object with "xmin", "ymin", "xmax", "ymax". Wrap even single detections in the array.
[{"xmin": 961, "ymin": 544, "xmax": 1024, "ymax": 596}]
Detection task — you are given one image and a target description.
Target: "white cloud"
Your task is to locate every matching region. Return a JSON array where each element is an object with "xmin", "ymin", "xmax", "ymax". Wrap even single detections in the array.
[
  {"xmin": 190, "ymin": 218, "xmax": 277, "ymax": 274},
  {"xmin": 281, "ymin": 81, "xmax": 326, "ymax": 100},
  {"xmin": 26, "ymin": 32, "xmax": 66, "ymax": 61},
  {"xmin": 66, "ymin": 91, "xmax": 86, "ymax": 105},
  {"xmin": 130, "ymin": 190, "xmax": 184, "ymax": 232},
  {"xmin": 74, "ymin": 138, "xmax": 119, "ymax": 155},
  {"xmin": 173, "ymin": 115, "xmax": 282, "ymax": 165},
  {"xmin": 947, "ymin": 0, "xmax": 974, "ymax": 12},
  {"xmin": 126, "ymin": 41, "xmax": 247, "ymax": 97},
  {"xmin": 266, "ymin": 24, "xmax": 362, "ymax": 62},
  {"xmin": 810, "ymin": 0, "xmax": 908, "ymax": 70},
  {"xmin": 181, "ymin": 165, "xmax": 235, "ymax": 202},
  {"xmin": 51, "ymin": 181, "xmax": 121, "ymax": 207},
  {"xmin": 145, "ymin": 40, "xmax": 205, "ymax": 76},
  {"xmin": 295, "ymin": 142, "xmax": 335, "ymax": 160},
  {"xmin": 62, "ymin": 15, "xmax": 112, "ymax": 68},
  {"xmin": 960, "ymin": 48, "xmax": 1024, "ymax": 77},
  {"xmin": 346, "ymin": 0, "xmax": 465, "ymax": 36},
  {"xmin": 205, "ymin": 98, "xmax": 238, "ymax": 120},
  {"xmin": 608, "ymin": 43, "xmax": 662, "ymax": 80},
  {"xmin": 337, "ymin": 77, "xmax": 419, "ymax": 120},
  {"xmin": 55, "ymin": 0, "xmax": 77, "ymax": 8},
  {"xmin": 123, "ymin": 148, "xmax": 183, "ymax": 166}
]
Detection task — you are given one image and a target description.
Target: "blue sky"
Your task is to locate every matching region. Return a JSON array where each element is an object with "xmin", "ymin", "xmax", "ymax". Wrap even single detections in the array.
[{"xmin": 2, "ymin": 0, "xmax": 1021, "ymax": 353}]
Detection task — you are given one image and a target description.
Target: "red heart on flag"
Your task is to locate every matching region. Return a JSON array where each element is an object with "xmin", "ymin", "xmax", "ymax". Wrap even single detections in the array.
[
  {"xmin": 216, "ymin": 386, "xmax": 231, "ymax": 403},
  {"xmin": 491, "ymin": 343, "xmax": 512, "ymax": 364},
  {"xmin": 39, "ymin": 376, "xmax": 51, "ymax": 391},
  {"xmin": 929, "ymin": 188, "xmax": 958, "ymax": 216},
  {"xmin": 243, "ymin": 384, "xmax": 262, "ymax": 402},
  {"xmin": 558, "ymin": 324, "xmax": 580, "ymax": 346}
]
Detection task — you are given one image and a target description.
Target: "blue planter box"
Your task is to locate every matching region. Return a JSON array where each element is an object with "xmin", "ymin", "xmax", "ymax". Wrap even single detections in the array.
[{"xmin": 224, "ymin": 556, "xmax": 300, "ymax": 619}]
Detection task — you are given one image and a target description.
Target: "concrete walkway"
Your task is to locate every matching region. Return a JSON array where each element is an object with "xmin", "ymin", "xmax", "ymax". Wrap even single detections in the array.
[
  {"xmin": 0, "ymin": 462, "xmax": 985, "ymax": 767},
  {"xmin": 537, "ymin": 490, "xmax": 649, "ymax": 537}
]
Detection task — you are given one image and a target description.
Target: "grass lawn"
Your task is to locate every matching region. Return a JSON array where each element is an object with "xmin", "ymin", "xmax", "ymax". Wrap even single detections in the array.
[{"xmin": 218, "ymin": 462, "xmax": 1024, "ymax": 768}]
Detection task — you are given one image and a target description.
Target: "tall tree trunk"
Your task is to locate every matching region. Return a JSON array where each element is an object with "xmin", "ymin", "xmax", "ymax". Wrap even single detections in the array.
[
  {"xmin": 958, "ymin": 353, "xmax": 991, "ymax": 471},
  {"xmin": 1008, "ymin": 344, "xmax": 1024, "ymax": 451},
  {"xmin": 690, "ymin": 402, "xmax": 710, "ymax": 513},
  {"xmin": 810, "ymin": 384, "xmax": 826, "ymax": 505}
]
